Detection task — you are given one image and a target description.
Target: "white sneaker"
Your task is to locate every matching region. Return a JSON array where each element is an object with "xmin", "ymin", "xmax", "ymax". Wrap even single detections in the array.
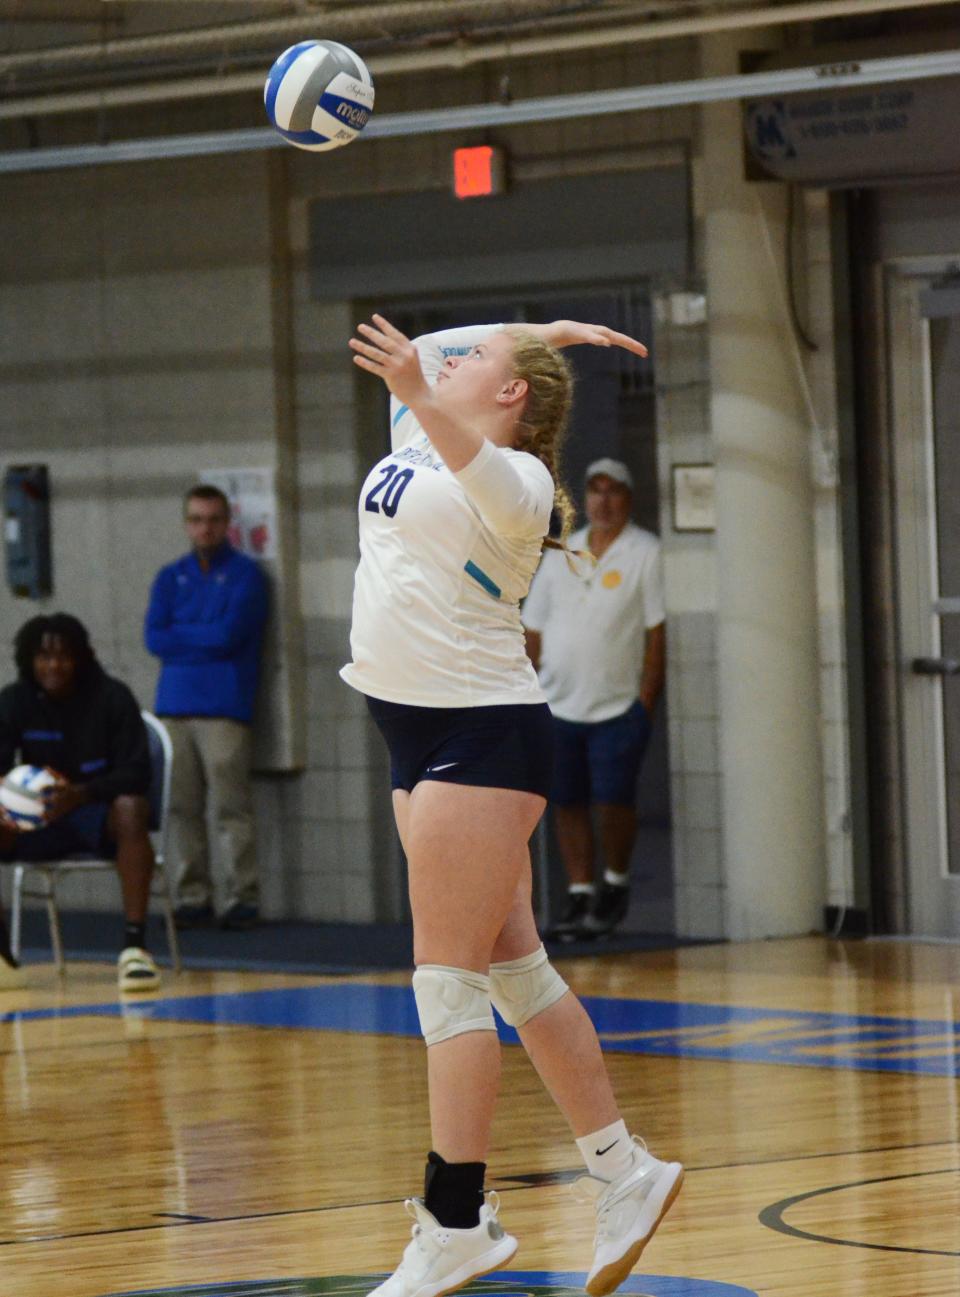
[
  {"xmin": 0, "ymin": 953, "xmax": 26, "ymax": 991},
  {"xmin": 118, "ymin": 947, "xmax": 161, "ymax": 993},
  {"xmin": 368, "ymin": 1194, "xmax": 517, "ymax": 1297},
  {"xmin": 578, "ymin": 1139, "xmax": 684, "ymax": 1296}
]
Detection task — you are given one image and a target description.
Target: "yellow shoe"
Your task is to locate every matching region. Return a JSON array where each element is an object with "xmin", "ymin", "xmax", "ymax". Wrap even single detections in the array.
[{"xmin": 117, "ymin": 947, "xmax": 161, "ymax": 993}]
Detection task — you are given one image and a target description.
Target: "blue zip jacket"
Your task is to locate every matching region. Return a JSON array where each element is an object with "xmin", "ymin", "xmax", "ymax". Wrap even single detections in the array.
[{"xmin": 144, "ymin": 544, "xmax": 269, "ymax": 723}]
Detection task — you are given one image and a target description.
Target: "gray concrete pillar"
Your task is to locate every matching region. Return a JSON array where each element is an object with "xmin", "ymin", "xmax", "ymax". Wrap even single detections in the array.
[{"xmin": 700, "ymin": 33, "xmax": 825, "ymax": 938}]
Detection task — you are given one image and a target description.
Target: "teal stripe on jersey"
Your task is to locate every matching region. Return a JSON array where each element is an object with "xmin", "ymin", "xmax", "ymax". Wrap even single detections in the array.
[
  {"xmin": 392, "ymin": 404, "xmax": 410, "ymax": 427},
  {"xmin": 464, "ymin": 560, "xmax": 502, "ymax": 599}
]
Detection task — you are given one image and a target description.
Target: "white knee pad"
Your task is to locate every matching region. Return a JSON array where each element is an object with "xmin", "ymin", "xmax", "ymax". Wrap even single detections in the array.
[
  {"xmin": 489, "ymin": 944, "xmax": 569, "ymax": 1028},
  {"xmin": 412, "ymin": 965, "xmax": 498, "ymax": 1046}
]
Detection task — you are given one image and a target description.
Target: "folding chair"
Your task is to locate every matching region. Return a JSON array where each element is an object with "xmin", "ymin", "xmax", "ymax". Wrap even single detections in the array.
[{"xmin": 9, "ymin": 711, "xmax": 182, "ymax": 975}]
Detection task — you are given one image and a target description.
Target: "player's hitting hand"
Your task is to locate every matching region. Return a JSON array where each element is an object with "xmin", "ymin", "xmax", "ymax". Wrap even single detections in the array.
[
  {"xmin": 539, "ymin": 320, "xmax": 648, "ymax": 356},
  {"xmin": 350, "ymin": 314, "xmax": 430, "ymax": 407}
]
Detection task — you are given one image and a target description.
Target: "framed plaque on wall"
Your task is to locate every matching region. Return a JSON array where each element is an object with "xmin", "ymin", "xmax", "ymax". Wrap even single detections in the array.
[{"xmin": 672, "ymin": 463, "xmax": 716, "ymax": 533}]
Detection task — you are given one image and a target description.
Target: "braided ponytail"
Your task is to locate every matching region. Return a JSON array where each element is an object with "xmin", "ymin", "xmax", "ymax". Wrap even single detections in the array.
[{"xmin": 502, "ymin": 328, "xmax": 585, "ymax": 563}]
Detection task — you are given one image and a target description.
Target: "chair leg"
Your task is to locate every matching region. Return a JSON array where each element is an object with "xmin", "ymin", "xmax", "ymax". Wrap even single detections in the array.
[
  {"xmin": 162, "ymin": 894, "xmax": 182, "ymax": 975},
  {"xmin": 44, "ymin": 875, "xmax": 66, "ymax": 978},
  {"xmin": 10, "ymin": 865, "xmax": 24, "ymax": 960},
  {"xmin": 153, "ymin": 863, "xmax": 182, "ymax": 975}
]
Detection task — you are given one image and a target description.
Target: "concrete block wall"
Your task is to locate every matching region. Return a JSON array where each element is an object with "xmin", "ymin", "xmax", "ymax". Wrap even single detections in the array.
[
  {"xmin": 1, "ymin": 34, "xmax": 845, "ymax": 933},
  {"xmin": 651, "ymin": 290, "xmax": 723, "ymax": 939},
  {"xmin": 648, "ymin": 191, "xmax": 854, "ymax": 938},
  {"xmin": 1, "ymin": 38, "xmax": 704, "ymax": 929},
  {"xmin": 0, "ymin": 152, "xmax": 305, "ymax": 917}
]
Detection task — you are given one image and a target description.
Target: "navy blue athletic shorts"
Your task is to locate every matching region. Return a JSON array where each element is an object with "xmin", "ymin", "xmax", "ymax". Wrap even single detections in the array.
[
  {"xmin": 365, "ymin": 697, "xmax": 554, "ymax": 798},
  {"xmin": 551, "ymin": 700, "xmax": 651, "ymax": 807},
  {"xmin": 0, "ymin": 801, "xmax": 113, "ymax": 863}
]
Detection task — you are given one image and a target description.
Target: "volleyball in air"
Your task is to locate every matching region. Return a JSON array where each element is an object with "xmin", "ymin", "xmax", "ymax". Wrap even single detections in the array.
[
  {"xmin": 264, "ymin": 39, "xmax": 375, "ymax": 151},
  {"xmin": 0, "ymin": 765, "xmax": 61, "ymax": 831}
]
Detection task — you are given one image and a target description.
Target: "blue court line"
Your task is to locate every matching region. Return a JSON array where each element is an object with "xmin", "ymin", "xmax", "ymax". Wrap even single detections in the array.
[
  {"xmin": 106, "ymin": 1271, "xmax": 758, "ymax": 1297},
  {"xmin": 2, "ymin": 984, "xmax": 958, "ymax": 1077}
]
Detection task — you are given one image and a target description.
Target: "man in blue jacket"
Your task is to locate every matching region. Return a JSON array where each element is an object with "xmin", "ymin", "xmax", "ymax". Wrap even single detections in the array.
[{"xmin": 145, "ymin": 485, "xmax": 268, "ymax": 931}]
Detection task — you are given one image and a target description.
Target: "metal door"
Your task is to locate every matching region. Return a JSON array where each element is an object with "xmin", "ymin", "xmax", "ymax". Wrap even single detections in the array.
[{"xmin": 888, "ymin": 266, "xmax": 960, "ymax": 936}]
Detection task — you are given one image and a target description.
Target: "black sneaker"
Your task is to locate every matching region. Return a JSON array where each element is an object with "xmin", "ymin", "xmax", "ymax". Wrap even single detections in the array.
[
  {"xmin": 174, "ymin": 903, "xmax": 215, "ymax": 929},
  {"xmin": 581, "ymin": 883, "xmax": 631, "ymax": 937},
  {"xmin": 546, "ymin": 890, "xmax": 594, "ymax": 942},
  {"xmin": 220, "ymin": 902, "xmax": 259, "ymax": 931}
]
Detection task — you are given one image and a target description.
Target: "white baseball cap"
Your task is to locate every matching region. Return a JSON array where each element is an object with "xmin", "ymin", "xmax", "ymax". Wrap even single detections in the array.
[{"xmin": 585, "ymin": 457, "xmax": 633, "ymax": 490}]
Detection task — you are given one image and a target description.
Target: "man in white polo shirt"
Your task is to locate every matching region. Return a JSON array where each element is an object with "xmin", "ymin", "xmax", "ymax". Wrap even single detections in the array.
[{"xmin": 523, "ymin": 457, "xmax": 666, "ymax": 940}]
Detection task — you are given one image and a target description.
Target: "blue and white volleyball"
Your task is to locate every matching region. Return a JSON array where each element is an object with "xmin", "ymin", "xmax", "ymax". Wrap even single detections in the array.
[
  {"xmin": 0, "ymin": 765, "xmax": 61, "ymax": 831},
  {"xmin": 264, "ymin": 39, "xmax": 375, "ymax": 152}
]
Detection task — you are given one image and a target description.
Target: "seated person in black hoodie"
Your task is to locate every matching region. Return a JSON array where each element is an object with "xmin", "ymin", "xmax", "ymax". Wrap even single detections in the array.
[{"xmin": 0, "ymin": 614, "xmax": 161, "ymax": 992}]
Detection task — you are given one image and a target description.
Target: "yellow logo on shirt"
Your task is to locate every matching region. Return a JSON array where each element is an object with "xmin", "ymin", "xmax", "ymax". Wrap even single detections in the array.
[{"xmin": 601, "ymin": 570, "xmax": 622, "ymax": 589}]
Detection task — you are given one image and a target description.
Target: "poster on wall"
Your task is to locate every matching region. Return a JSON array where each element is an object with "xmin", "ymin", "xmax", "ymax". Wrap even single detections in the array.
[{"xmin": 201, "ymin": 467, "xmax": 277, "ymax": 561}]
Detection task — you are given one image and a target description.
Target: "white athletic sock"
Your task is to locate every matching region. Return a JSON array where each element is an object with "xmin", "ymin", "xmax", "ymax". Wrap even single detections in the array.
[
  {"xmin": 576, "ymin": 1119, "xmax": 634, "ymax": 1181},
  {"xmin": 603, "ymin": 869, "xmax": 629, "ymax": 888},
  {"xmin": 569, "ymin": 883, "xmax": 595, "ymax": 896}
]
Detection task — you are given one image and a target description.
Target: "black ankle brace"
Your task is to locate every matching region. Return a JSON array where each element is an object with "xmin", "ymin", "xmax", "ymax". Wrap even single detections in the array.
[{"xmin": 424, "ymin": 1150, "xmax": 486, "ymax": 1229}]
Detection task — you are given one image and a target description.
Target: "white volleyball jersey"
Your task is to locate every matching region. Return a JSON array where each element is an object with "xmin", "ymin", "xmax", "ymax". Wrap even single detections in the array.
[{"xmin": 340, "ymin": 325, "xmax": 555, "ymax": 708}]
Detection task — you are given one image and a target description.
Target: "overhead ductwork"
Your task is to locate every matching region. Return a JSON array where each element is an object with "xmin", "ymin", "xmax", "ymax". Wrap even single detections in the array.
[{"xmin": 2, "ymin": 0, "xmax": 959, "ymax": 121}]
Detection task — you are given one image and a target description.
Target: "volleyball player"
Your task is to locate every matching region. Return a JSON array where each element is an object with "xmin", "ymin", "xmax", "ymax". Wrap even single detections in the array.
[{"xmin": 343, "ymin": 314, "xmax": 683, "ymax": 1297}]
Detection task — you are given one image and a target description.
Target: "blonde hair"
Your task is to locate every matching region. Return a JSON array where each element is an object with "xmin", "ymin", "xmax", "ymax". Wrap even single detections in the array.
[{"xmin": 502, "ymin": 327, "xmax": 578, "ymax": 555}]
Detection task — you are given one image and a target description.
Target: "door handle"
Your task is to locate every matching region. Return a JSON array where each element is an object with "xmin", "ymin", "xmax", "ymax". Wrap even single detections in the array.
[{"xmin": 912, "ymin": 657, "xmax": 960, "ymax": 675}]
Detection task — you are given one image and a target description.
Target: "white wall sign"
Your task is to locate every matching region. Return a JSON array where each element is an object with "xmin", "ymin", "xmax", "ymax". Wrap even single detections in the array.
[{"xmin": 672, "ymin": 463, "xmax": 716, "ymax": 533}]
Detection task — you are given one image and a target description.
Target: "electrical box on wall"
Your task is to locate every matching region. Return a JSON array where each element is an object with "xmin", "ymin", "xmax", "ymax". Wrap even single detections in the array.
[{"xmin": 4, "ymin": 465, "xmax": 52, "ymax": 599}]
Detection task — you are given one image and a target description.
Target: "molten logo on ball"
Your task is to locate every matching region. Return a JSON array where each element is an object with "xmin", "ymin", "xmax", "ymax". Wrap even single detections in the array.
[{"xmin": 337, "ymin": 102, "xmax": 370, "ymax": 129}]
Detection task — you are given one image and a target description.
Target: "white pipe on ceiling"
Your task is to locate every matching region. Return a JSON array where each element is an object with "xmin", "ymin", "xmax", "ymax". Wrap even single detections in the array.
[
  {"xmin": 0, "ymin": 0, "xmax": 648, "ymax": 71},
  {"xmin": 2, "ymin": 44, "xmax": 958, "ymax": 173},
  {"xmin": 0, "ymin": 0, "xmax": 957, "ymax": 120}
]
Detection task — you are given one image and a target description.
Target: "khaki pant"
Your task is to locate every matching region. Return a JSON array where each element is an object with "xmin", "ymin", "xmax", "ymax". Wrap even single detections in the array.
[{"xmin": 165, "ymin": 717, "xmax": 258, "ymax": 909}]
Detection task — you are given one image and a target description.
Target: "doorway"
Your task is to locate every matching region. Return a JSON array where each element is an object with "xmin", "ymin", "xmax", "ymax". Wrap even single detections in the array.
[
  {"xmin": 886, "ymin": 265, "xmax": 960, "ymax": 937},
  {"xmin": 384, "ymin": 288, "xmax": 675, "ymax": 936}
]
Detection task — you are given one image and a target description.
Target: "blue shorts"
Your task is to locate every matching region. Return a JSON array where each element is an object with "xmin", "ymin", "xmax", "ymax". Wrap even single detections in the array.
[
  {"xmin": 366, "ymin": 697, "xmax": 554, "ymax": 799},
  {"xmin": 0, "ymin": 802, "xmax": 113, "ymax": 862},
  {"xmin": 551, "ymin": 701, "xmax": 652, "ymax": 807}
]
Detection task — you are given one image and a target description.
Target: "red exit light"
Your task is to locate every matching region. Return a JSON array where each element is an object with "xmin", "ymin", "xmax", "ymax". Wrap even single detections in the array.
[{"xmin": 453, "ymin": 145, "xmax": 506, "ymax": 199}]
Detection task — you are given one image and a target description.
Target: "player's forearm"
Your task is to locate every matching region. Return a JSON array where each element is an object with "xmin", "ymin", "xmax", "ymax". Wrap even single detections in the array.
[
  {"xmin": 505, "ymin": 320, "xmax": 576, "ymax": 348},
  {"xmin": 506, "ymin": 319, "xmax": 648, "ymax": 356},
  {"xmin": 408, "ymin": 390, "xmax": 486, "ymax": 473}
]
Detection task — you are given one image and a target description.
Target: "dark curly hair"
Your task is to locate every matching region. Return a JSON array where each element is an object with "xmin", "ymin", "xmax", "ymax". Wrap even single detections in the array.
[{"xmin": 14, "ymin": 613, "xmax": 98, "ymax": 684}]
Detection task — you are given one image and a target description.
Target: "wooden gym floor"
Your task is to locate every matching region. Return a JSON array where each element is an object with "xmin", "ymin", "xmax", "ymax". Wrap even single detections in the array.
[{"xmin": 1, "ymin": 936, "xmax": 958, "ymax": 1297}]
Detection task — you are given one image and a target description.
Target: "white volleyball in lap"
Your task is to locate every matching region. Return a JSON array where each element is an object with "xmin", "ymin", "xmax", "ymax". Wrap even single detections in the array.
[
  {"xmin": 264, "ymin": 39, "xmax": 375, "ymax": 151},
  {"xmin": 0, "ymin": 765, "xmax": 61, "ymax": 831}
]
